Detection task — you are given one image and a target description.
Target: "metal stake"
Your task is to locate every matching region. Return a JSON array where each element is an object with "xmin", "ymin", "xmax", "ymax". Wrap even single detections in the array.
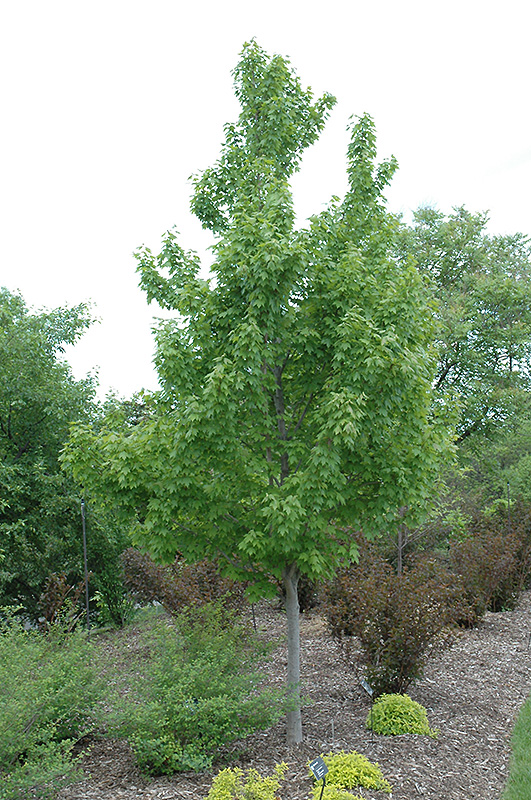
[
  {"xmin": 81, "ymin": 499, "xmax": 90, "ymax": 633},
  {"xmin": 507, "ymin": 482, "xmax": 512, "ymax": 536}
]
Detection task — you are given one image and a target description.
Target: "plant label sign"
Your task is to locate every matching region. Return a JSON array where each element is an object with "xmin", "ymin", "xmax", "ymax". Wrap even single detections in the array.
[
  {"xmin": 360, "ymin": 678, "xmax": 374, "ymax": 697},
  {"xmin": 309, "ymin": 756, "xmax": 328, "ymax": 781}
]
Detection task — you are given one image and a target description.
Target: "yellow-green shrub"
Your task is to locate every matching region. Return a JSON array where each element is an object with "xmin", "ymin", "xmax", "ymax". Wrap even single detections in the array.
[
  {"xmin": 311, "ymin": 786, "xmax": 363, "ymax": 800},
  {"xmin": 367, "ymin": 693, "xmax": 438, "ymax": 737},
  {"xmin": 205, "ymin": 762, "xmax": 287, "ymax": 800},
  {"xmin": 310, "ymin": 751, "xmax": 391, "ymax": 796}
]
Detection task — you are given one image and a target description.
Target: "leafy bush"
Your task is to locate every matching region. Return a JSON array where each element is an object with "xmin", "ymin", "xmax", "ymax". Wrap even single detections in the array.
[
  {"xmin": 92, "ymin": 579, "xmax": 135, "ymax": 629},
  {"xmin": 121, "ymin": 549, "xmax": 247, "ymax": 614},
  {"xmin": 0, "ymin": 740, "xmax": 81, "ymax": 800},
  {"xmin": 112, "ymin": 602, "xmax": 285, "ymax": 775},
  {"xmin": 309, "ymin": 751, "xmax": 391, "ymax": 797},
  {"xmin": 450, "ymin": 504, "xmax": 531, "ymax": 625},
  {"xmin": 129, "ymin": 734, "xmax": 212, "ymax": 775},
  {"xmin": 205, "ymin": 763, "xmax": 287, "ymax": 800},
  {"xmin": 38, "ymin": 572, "xmax": 86, "ymax": 632},
  {"xmin": 89, "ymin": 546, "xmax": 135, "ymax": 628},
  {"xmin": 366, "ymin": 693, "xmax": 438, "ymax": 737},
  {"xmin": 323, "ymin": 550, "xmax": 463, "ymax": 696},
  {"xmin": 0, "ymin": 611, "xmax": 104, "ymax": 798}
]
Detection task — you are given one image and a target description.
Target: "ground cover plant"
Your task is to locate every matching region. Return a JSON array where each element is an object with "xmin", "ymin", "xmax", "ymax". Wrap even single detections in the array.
[
  {"xmin": 0, "ymin": 611, "xmax": 104, "ymax": 799},
  {"xmin": 502, "ymin": 691, "xmax": 531, "ymax": 800},
  {"xmin": 108, "ymin": 602, "xmax": 286, "ymax": 775}
]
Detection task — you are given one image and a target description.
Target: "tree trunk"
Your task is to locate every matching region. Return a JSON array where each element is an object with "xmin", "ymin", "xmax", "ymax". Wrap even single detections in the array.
[
  {"xmin": 397, "ymin": 524, "xmax": 406, "ymax": 575},
  {"xmin": 283, "ymin": 562, "xmax": 302, "ymax": 744}
]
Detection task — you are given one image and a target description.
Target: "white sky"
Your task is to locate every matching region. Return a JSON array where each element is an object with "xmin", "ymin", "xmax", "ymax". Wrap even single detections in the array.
[{"xmin": 2, "ymin": 0, "xmax": 530, "ymax": 399}]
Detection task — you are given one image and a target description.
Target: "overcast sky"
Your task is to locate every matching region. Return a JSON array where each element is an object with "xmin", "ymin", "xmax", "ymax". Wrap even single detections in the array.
[{"xmin": 2, "ymin": 0, "xmax": 530, "ymax": 398}]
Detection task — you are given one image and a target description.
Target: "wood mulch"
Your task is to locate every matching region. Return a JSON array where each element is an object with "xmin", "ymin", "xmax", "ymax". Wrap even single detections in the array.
[{"xmin": 58, "ymin": 591, "xmax": 531, "ymax": 800}]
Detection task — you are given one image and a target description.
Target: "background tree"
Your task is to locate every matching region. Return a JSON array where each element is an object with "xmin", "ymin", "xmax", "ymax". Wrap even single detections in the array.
[
  {"xmin": 399, "ymin": 207, "xmax": 531, "ymax": 447},
  {"xmin": 0, "ymin": 288, "xmax": 128, "ymax": 621},
  {"xmin": 65, "ymin": 42, "xmax": 453, "ymax": 742},
  {"xmin": 390, "ymin": 207, "xmax": 531, "ymax": 560}
]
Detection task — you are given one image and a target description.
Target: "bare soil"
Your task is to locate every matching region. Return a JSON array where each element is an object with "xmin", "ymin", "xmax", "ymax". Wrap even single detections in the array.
[{"xmin": 59, "ymin": 591, "xmax": 531, "ymax": 800}]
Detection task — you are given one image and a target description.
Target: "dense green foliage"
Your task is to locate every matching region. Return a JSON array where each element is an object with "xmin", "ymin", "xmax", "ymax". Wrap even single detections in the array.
[
  {"xmin": 366, "ymin": 693, "xmax": 438, "ymax": 737},
  {"xmin": 0, "ymin": 288, "xmax": 93, "ymax": 615},
  {"xmin": 0, "ymin": 612, "xmax": 104, "ymax": 799},
  {"xmin": 400, "ymin": 207, "xmax": 531, "ymax": 446},
  {"xmin": 64, "ymin": 40, "xmax": 453, "ymax": 743},
  {"xmin": 111, "ymin": 603, "xmax": 285, "ymax": 774},
  {"xmin": 205, "ymin": 763, "xmax": 287, "ymax": 800},
  {"xmin": 399, "ymin": 207, "xmax": 531, "ymax": 522},
  {"xmin": 0, "ymin": 288, "xmax": 130, "ymax": 622}
]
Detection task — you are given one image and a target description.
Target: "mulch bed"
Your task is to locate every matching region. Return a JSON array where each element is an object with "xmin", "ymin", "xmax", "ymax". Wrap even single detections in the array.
[{"xmin": 59, "ymin": 591, "xmax": 531, "ymax": 800}]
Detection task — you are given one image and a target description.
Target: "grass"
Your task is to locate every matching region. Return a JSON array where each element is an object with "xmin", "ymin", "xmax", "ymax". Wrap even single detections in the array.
[{"xmin": 502, "ymin": 693, "xmax": 531, "ymax": 799}]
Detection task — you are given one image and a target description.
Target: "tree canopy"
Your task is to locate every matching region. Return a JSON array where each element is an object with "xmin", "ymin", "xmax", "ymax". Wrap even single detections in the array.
[
  {"xmin": 398, "ymin": 207, "xmax": 531, "ymax": 511},
  {"xmin": 0, "ymin": 289, "xmax": 128, "ymax": 620},
  {"xmin": 0, "ymin": 289, "xmax": 95, "ymax": 612},
  {"xmin": 400, "ymin": 206, "xmax": 531, "ymax": 444},
  {"xmin": 65, "ymin": 41, "xmax": 454, "ymax": 741}
]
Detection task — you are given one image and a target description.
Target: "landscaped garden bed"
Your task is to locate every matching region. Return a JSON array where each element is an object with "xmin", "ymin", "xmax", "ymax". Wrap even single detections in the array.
[{"xmin": 57, "ymin": 591, "xmax": 531, "ymax": 800}]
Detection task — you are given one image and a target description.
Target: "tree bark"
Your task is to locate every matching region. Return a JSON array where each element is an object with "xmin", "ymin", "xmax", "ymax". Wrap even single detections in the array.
[{"xmin": 283, "ymin": 562, "xmax": 302, "ymax": 744}]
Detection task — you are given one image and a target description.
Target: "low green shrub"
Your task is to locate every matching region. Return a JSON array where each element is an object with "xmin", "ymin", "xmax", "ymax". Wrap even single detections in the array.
[
  {"xmin": 130, "ymin": 734, "xmax": 212, "ymax": 775},
  {"xmin": 0, "ymin": 610, "xmax": 104, "ymax": 798},
  {"xmin": 310, "ymin": 751, "xmax": 391, "ymax": 797},
  {"xmin": 323, "ymin": 551, "xmax": 463, "ymax": 696},
  {"xmin": 92, "ymin": 585, "xmax": 135, "ymax": 629},
  {"xmin": 205, "ymin": 763, "xmax": 287, "ymax": 800},
  {"xmin": 0, "ymin": 740, "xmax": 81, "ymax": 800},
  {"xmin": 112, "ymin": 602, "xmax": 285, "ymax": 775},
  {"xmin": 367, "ymin": 693, "xmax": 438, "ymax": 738}
]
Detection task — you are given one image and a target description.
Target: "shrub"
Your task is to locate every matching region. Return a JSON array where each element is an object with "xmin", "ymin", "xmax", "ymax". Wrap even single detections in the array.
[
  {"xmin": 112, "ymin": 602, "xmax": 285, "ymax": 775},
  {"xmin": 205, "ymin": 763, "xmax": 287, "ymax": 800},
  {"xmin": 323, "ymin": 550, "xmax": 463, "ymax": 696},
  {"xmin": 38, "ymin": 572, "xmax": 86, "ymax": 632},
  {"xmin": 450, "ymin": 504, "xmax": 531, "ymax": 625},
  {"xmin": 0, "ymin": 740, "xmax": 81, "ymax": 800},
  {"xmin": 0, "ymin": 611, "xmax": 104, "ymax": 798},
  {"xmin": 309, "ymin": 751, "xmax": 391, "ymax": 797},
  {"xmin": 93, "ymin": 585, "xmax": 135, "ymax": 629},
  {"xmin": 366, "ymin": 693, "xmax": 438, "ymax": 737},
  {"xmin": 129, "ymin": 734, "xmax": 212, "ymax": 775},
  {"xmin": 121, "ymin": 549, "xmax": 247, "ymax": 614},
  {"xmin": 311, "ymin": 787, "xmax": 363, "ymax": 800}
]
